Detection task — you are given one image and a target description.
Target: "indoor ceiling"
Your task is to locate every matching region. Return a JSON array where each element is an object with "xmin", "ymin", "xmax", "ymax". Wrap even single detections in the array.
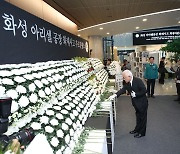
[{"xmin": 44, "ymin": 0, "xmax": 180, "ymax": 37}]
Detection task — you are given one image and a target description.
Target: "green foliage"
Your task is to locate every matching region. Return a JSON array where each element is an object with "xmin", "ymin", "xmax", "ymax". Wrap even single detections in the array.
[
  {"xmin": 100, "ymin": 90, "xmax": 113, "ymax": 102},
  {"xmin": 72, "ymin": 127, "xmax": 93, "ymax": 154},
  {"xmin": 88, "ymin": 74, "xmax": 96, "ymax": 81},
  {"xmin": 73, "ymin": 57, "xmax": 88, "ymax": 62},
  {"xmin": 161, "ymin": 39, "xmax": 180, "ymax": 61}
]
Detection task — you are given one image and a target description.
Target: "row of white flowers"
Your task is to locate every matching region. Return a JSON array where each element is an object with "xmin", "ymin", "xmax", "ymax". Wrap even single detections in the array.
[{"xmin": 0, "ymin": 58, "xmax": 108, "ymax": 154}]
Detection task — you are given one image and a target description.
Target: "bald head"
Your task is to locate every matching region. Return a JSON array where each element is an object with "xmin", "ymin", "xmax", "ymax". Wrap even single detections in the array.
[{"xmin": 122, "ymin": 70, "xmax": 133, "ymax": 83}]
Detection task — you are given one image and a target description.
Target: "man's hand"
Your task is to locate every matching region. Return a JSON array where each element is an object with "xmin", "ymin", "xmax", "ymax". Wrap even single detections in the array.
[
  {"xmin": 109, "ymin": 94, "xmax": 117, "ymax": 100},
  {"xmin": 131, "ymin": 91, "xmax": 136, "ymax": 98}
]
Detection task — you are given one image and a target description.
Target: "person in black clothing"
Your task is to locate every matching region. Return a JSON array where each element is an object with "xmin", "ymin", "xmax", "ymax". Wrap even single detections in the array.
[
  {"xmin": 121, "ymin": 59, "xmax": 131, "ymax": 71},
  {"xmin": 116, "ymin": 70, "xmax": 148, "ymax": 138},
  {"xmin": 158, "ymin": 57, "xmax": 166, "ymax": 84},
  {"xmin": 174, "ymin": 59, "xmax": 180, "ymax": 102}
]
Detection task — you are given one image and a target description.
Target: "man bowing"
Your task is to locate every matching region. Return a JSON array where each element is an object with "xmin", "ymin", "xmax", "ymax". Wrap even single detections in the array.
[{"xmin": 116, "ymin": 70, "xmax": 148, "ymax": 138}]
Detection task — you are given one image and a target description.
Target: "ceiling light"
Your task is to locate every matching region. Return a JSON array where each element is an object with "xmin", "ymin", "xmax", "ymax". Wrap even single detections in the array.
[
  {"xmin": 178, "ymin": 21, "xmax": 180, "ymax": 24},
  {"xmin": 78, "ymin": 34, "xmax": 81, "ymax": 36},
  {"xmin": 142, "ymin": 18, "xmax": 147, "ymax": 22},
  {"xmin": 136, "ymin": 27, "xmax": 139, "ymax": 29},
  {"xmin": 107, "ymin": 32, "xmax": 110, "ymax": 35},
  {"xmin": 99, "ymin": 27, "xmax": 103, "ymax": 30}
]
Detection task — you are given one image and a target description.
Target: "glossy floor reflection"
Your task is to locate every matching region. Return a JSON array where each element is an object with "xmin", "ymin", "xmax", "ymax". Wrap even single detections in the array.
[{"xmin": 149, "ymin": 79, "xmax": 176, "ymax": 95}]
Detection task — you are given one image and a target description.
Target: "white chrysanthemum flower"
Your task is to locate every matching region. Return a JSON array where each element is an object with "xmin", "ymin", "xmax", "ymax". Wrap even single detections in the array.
[
  {"xmin": 31, "ymin": 122, "xmax": 41, "ymax": 130},
  {"xmin": 70, "ymin": 113, "xmax": 75, "ymax": 120},
  {"xmin": 55, "ymin": 74, "xmax": 61, "ymax": 80},
  {"xmin": 56, "ymin": 149, "xmax": 63, "ymax": 154},
  {"xmin": 78, "ymin": 93, "xmax": 84, "ymax": 98},
  {"xmin": 46, "ymin": 110, "xmax": 54, "ymax": 116},
  {"xmin": 55, "ymin": 83, "xmax": 60, "ymax": 89},
  {"xmin": 0, "ymin": 86, "xmax": 5, "ymax": 96},
  {"xmin": 76, "ymin": 106, "xmax": 81, "ymax": 112},
  {"xmin": 50, "ymin": 137, "xmax": 59, "ymax": 147},
  {"xmin": 50, "ymin": 85, "xmax": 55, "ymax": 92},
  {"xmin": 68, "ymin": 103, "xmax": 75, "ymax": 109},
  {"xmin": 16, "ymin": 85, "xmax": 26, "ymax": 94},
  {"xmin": 66, "ymin": 96, "xmax": 72, "ymax": 101},
  {"xmin": 18, "ymin": 96, "xmax": 29, "ymax": 107},
  {"xmin": 6, "ymin": 89, "xmax": 18, "ymax": 99},
  {"xmin": 78, "ymin": 115, "xmax": 83, "ymax": 121},
  {"xmin": 2, "ymin": 78, "xmax": 14, "ymax": 85},
  {"xmin": 14, "ymin": 76, "xmax": 26, "ymax": 83},
  {"xmin": 60, "ymin": 75, "xmax": 64, "ymax": 80},
  {"xmin": 54, "ymin": 106, "xmax": 61, "ymax": 111},
  {"xmin": 56, "ymin": 113, "xmax": 64, "ymax": 120},
  {"xmin": 34, "ymin": 80, "xmax": 43, "ymax": 88},
  {"xmin": 23, "ymin": 74, "xmax": 34, "ymax": 80},
  {"xmin": 29, "ymin": 93, "xmax": 38, "ymax": 103},
  {"xmin": 62, "ymin": 99, "xmax": 68, "ymax": 104},
  {"xmin": 11, "ymin": 100, "xmax": 19, "ymax": 113},
  {"xmin": 75, "ymin": 96, "xmax": 80, "ymax": 101},
  {"xmin": 65, "ymin": 106, "xmax": 71, "ymax": 111},
  {"xmin": 29, "ymin": 83, "xmax": 36, "ymax": 92},
  {"xmin": 45, "ymin": 126, "xmax": 54, "ymax": 133},
  {"xmin": 73, "ymin": 110, "xmax": 78, "ymax": 116},
  {"xmin": 65, "ymin": 135, "xmax": 70, "ymax": 144},
  {"xmin": 78, "ymin": 103, "xmax": 84, "ymax": 109},
  {"xmin": 65, "ymin": 118, "xmax": 72, "ymax": 126},
  {"xmin": 61, "ymin": 109, "xmax": 68, "ymax": 115},
  {"xmin": 70, "ymin": 129, "xmax": 74, "ymax": 137},
  {"xmin": 41, "ymin": 78, "xmax": 49, "ymax": 85},
  {"xmin": 52, "ymin": 75, "xmax": 58, "ymax": 82},
  {"xmin": 38, "ymin": 90, "xmax": 46, "ymax": 98},
  {"xmin": 73, "ymin": 99, "xmax": 78, "ymax": 105},
  {"xmin": 0, "ymin": 70, "xmax": 12, "ymax": 77},
  {"xmin": 47, "ymin": 77, "xmax": 54, "ymax": 83},
  {"xmin": 57, "ymin": 129, "xmax": 64, "ymax": 138},
  {"xmin": 62, "ymin": 123, "xmax": 68, "ymax": 131},
  {"xmin": 40, "ymin": 116, "xmax": 49, "ymax": 124},
  {"xmin": 50, "ymin": 119, "xmax": 58, "ymax": 126},
  {"xmin": 39, "ymin": 72, "xmax": 47, "ymax": 78},
  {"xmin": 45, "ymin": 87, "xmax": 51, "ymax": 95}
]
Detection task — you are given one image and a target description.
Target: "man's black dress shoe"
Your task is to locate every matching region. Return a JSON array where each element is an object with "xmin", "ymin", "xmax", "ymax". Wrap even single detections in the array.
[
  {"xmin": 134, "ymin": 133, "xmax": 145, "ymax": 138},
  {"xmin": 129, "ymin": 130, "xmax": 137, "ymax": 134},
  {"xmin": 151, "ymin": 95, "xmax": 155, "ymax": 98}
]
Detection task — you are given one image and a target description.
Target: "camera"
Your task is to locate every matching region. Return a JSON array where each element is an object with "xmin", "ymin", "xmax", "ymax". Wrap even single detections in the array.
[{"xmin": 0, "ymin": 97, "xmax": 35, "ymax": 150}]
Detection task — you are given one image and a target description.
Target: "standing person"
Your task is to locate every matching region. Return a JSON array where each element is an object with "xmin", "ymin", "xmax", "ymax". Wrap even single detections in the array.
[
  {"xmin": 121, "ymin": 59, "xmax": 131, "ymax": 71},
  {"xmin": 115, "ymin": 70, "xmax": 148, "ymax": 138},
  {"xmin": 144, "ymin": 57, "xmax": 158, "ymax": 98},
  {"xmin": 174, "ymin": 59, "xmax": 180, "ymax": 102},
  {"xmin": 158, "ymin": 57, "xmax": 166, "ymax": 84}
]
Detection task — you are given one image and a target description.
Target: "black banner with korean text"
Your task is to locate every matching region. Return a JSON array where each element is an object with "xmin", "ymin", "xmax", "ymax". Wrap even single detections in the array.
[
  {"xmin": 133, "ymin": 26, "xmax": 180, "ymax": 45},
  {"xmin": 0, "ymin": 1, "xmax": 89, "ymax": 64}
]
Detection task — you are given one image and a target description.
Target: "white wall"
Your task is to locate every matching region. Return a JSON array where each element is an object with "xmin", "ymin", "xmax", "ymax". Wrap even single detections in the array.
[{"xmin": 88, "ymin": 36, "xmax": 103, "ymax": 60}]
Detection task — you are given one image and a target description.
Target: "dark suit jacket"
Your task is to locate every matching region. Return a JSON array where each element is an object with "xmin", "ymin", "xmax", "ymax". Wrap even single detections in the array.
[{"xmin": 116, "ymin": 77, "xmax": 148, "ymax": 112}]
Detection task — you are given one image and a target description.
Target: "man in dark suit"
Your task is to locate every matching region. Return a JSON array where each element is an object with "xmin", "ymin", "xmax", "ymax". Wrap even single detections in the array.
[{"xmin": 116, "ymin": 70, "xmax": 148, "ymax": 138}]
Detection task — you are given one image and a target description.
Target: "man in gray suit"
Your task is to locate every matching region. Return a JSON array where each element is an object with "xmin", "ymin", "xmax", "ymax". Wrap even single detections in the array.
[{"xmin": 116, "ymin": 70, "xmax": 148, "ymax": 138}]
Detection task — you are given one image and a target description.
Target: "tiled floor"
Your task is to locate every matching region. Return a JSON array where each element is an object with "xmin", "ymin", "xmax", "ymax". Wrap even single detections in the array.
[{"xmin": 150, "ymin": 79, "xmax": 176, "ymax": 95}]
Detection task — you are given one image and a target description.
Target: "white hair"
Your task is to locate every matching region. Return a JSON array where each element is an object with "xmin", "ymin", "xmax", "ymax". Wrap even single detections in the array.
[{"xmin": 122, "ymin": 70, "xmax": 133, "ymax": 77}]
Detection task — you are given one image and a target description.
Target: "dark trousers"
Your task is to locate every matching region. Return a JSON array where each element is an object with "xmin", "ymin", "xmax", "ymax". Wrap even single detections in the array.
[
  {"xmin": 147, "ymin": 79, "xmax": 155, "ymax": 96},
  {"xmin": 133, "ymin": 104, "xmax": 148, "ymax": 136},
  {"xmin": 159, "ymin": 73, "xmax": 165, "ymax": 84},
  {"xmin": 176, "ymin": 83, "xmax": 180, "ymax": 99}
]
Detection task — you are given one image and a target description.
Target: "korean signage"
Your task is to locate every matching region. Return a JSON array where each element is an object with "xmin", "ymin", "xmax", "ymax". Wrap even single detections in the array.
[
  {"xmin": 133, "ymin": 26, "xmax": 180, "ymax": 45},
  {"xmin": 0, "ymin": 1, "xmax": 89, "ymax": 64}
]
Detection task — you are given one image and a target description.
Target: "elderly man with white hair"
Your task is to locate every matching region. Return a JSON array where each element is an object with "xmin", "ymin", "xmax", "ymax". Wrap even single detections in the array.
[{"xmin": 116, "ymin": 70, "xmax": 148, "ymax": 138}]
